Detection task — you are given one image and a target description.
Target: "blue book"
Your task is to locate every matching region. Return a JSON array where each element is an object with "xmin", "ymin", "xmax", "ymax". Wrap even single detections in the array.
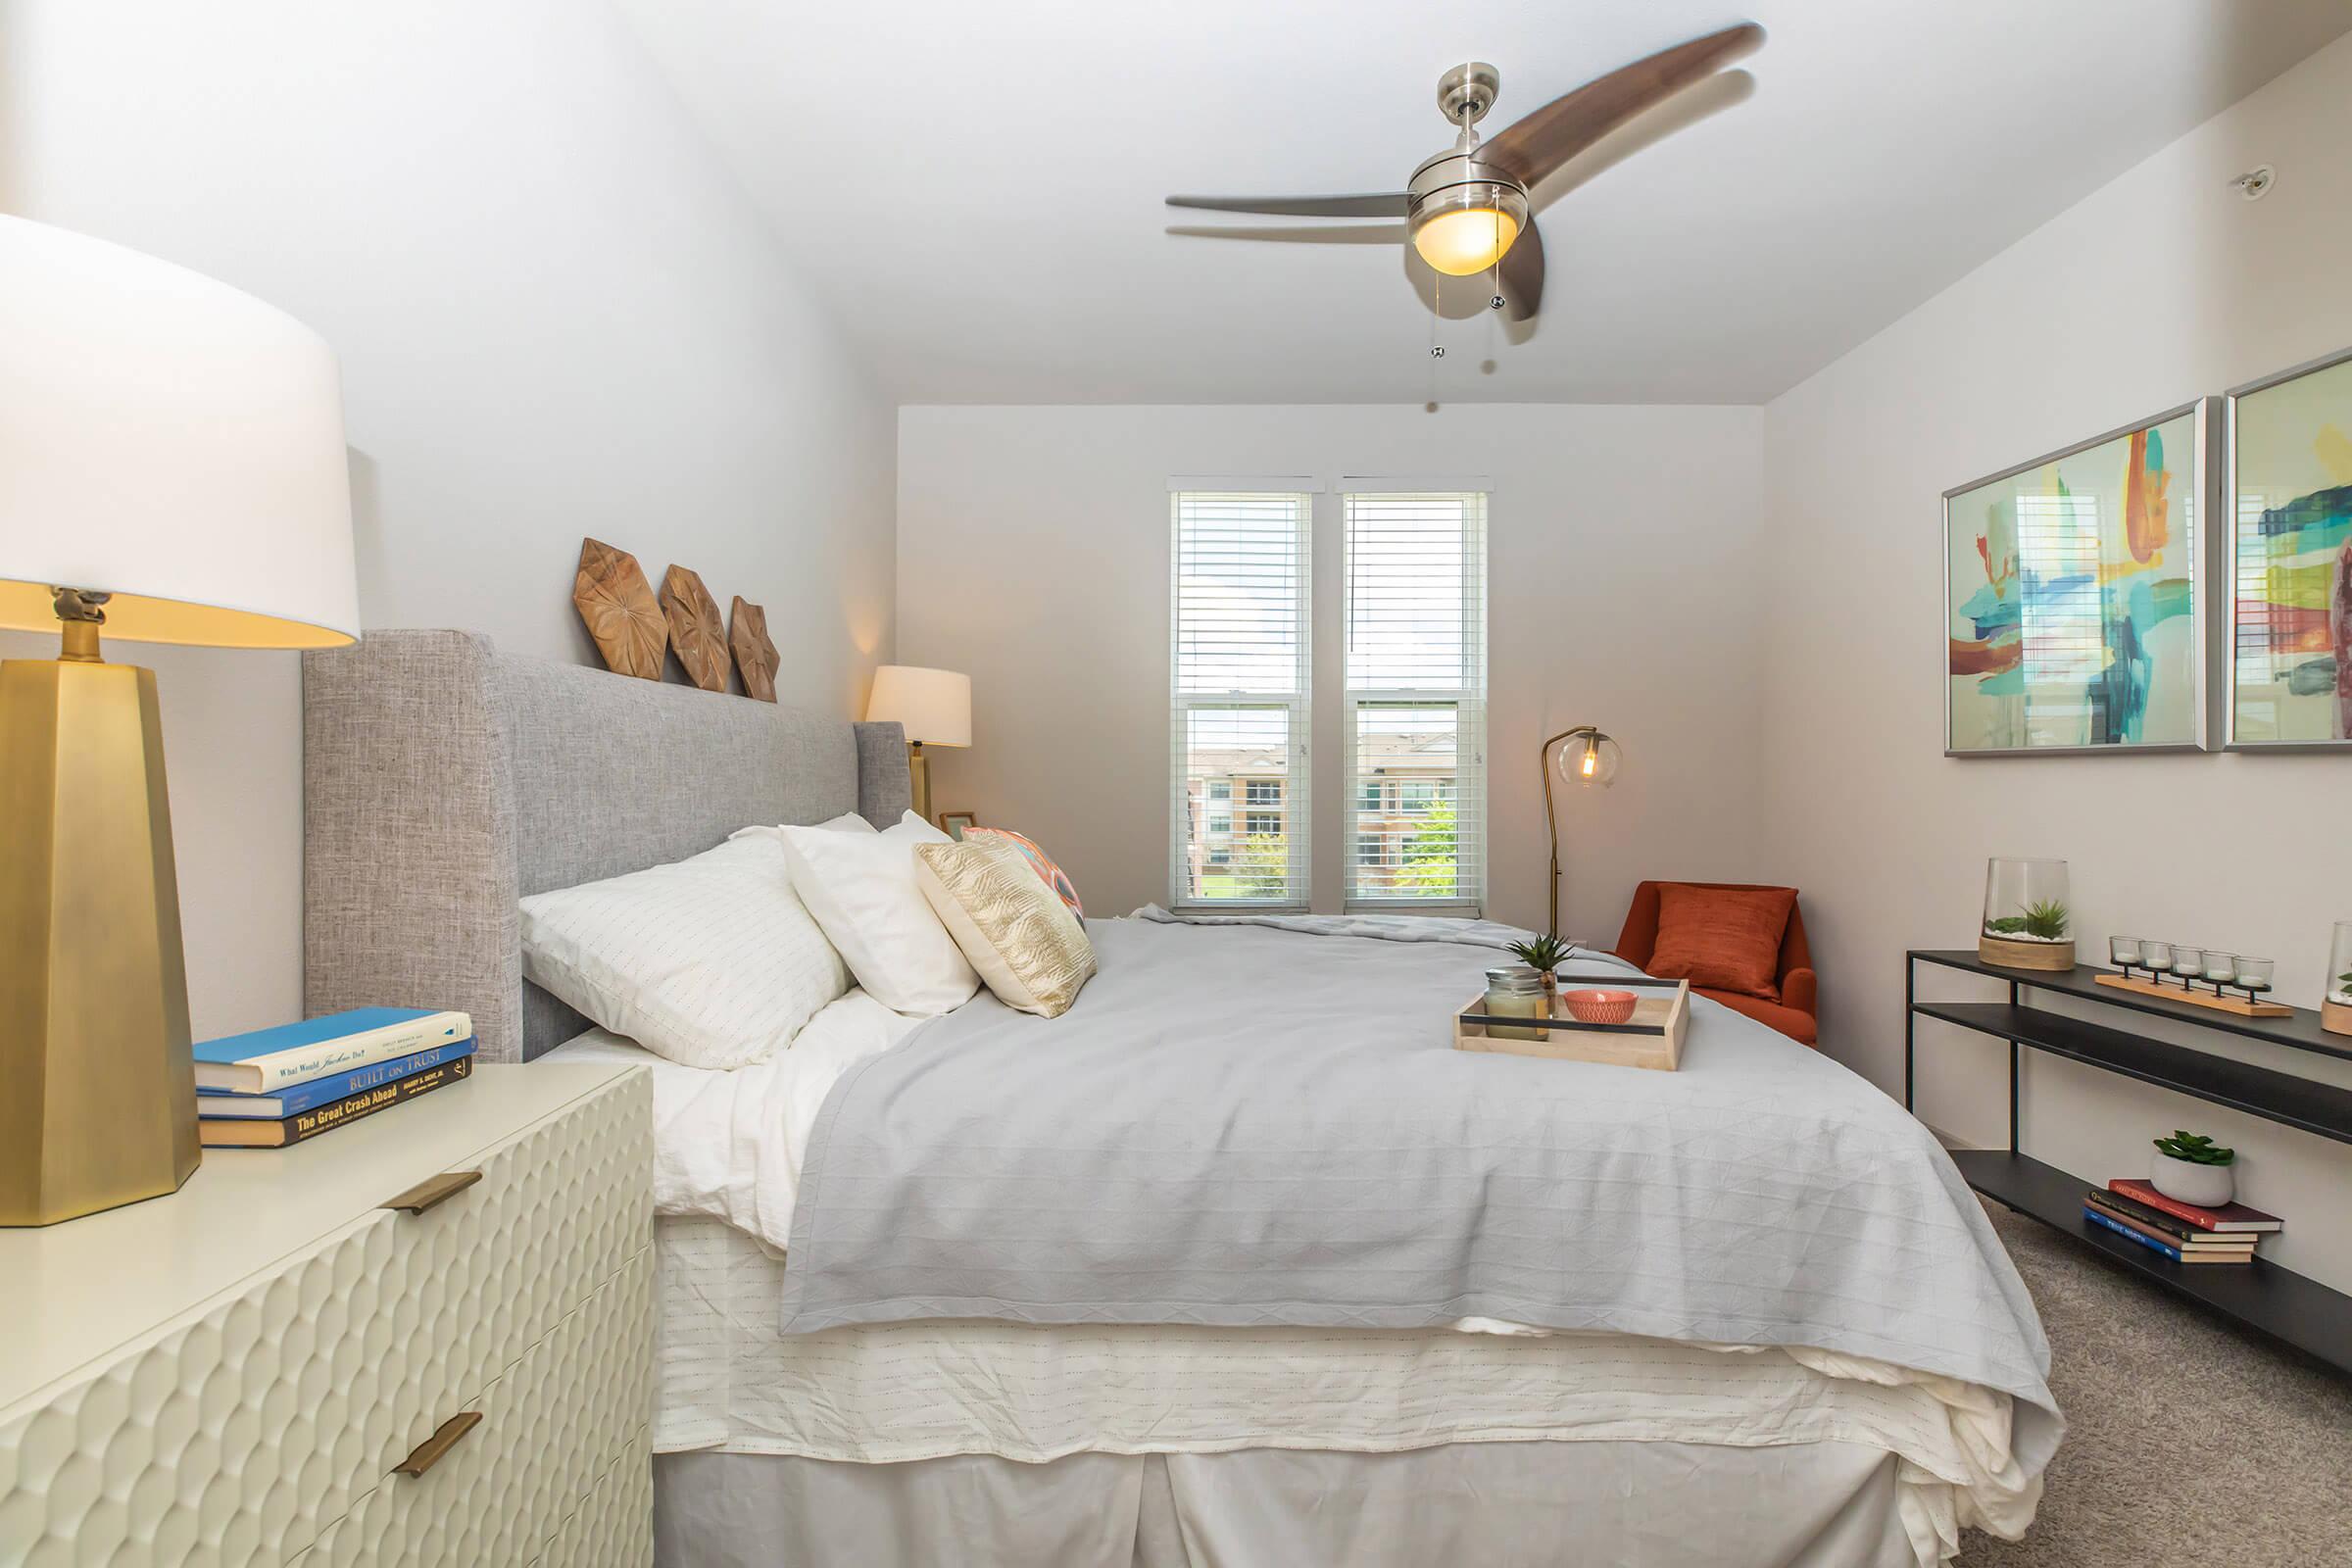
[
  {"xmin": 191, "ymin": 1007, "xmax": 472, "ymax": 1093},
  {"xmin": 199, "ymin": 1038, "xmax": 477, "ymax": 1119},
  {"xmin": 2082, "ymin": 1205, "xmax": 2252, "ymax": 1263}
]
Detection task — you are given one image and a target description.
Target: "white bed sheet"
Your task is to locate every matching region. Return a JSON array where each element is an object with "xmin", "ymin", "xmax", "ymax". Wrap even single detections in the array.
[
  {"xmin": 544, "ymin": 1018, "xmax": 2041, "ymax": 1563},
  {"xmin": 551, "ymin": 990, "xmax": 921, "ymax": 1244}
]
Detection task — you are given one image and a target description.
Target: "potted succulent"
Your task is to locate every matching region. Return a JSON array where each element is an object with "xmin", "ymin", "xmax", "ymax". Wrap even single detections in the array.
[
  {"xmin": 1505, "ymin": 933, "xmax": 1574, "ymax": 1002},
  {"xmin": 1979, "ymin": 858, "xmax": 2074, "ymax": 971},
  {"xmin": 2149, "ymin": 1130, "xmax": 2235, "ymax": 1208}
]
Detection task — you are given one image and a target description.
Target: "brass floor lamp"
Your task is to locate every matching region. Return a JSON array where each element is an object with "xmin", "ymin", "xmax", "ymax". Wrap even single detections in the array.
[{"xmin": 1538, "ymin": 725, "xmax": 1622, "ymax": 938}]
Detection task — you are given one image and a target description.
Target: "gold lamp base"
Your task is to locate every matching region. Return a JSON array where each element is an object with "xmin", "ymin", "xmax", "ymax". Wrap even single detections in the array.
[
  {"xmin": 0, "ymin": 631, "xmax": 200, "ymax": 1226},
  {"xmin": 907, "ymin": 740, "xmax": 931, "ymax": 825}
]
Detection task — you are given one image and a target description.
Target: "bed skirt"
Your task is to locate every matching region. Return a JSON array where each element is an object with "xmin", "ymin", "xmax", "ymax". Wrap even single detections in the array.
[{"xmin": 654, "ymin": 1441, "xmax": 1918, "ymax": 1567}]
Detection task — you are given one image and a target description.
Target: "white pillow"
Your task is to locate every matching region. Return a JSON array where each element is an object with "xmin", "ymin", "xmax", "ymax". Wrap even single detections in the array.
[
  {"xmin": 774, "ymin": 811, "xmax": 979, "ymax": 1015},
  {"xmin": 519, "ymin": 835, "xmax": 850, "ymax": 1069},
  {"xmin": 730, "ymin": 810, "xmax": 875, "ymax": 843}
]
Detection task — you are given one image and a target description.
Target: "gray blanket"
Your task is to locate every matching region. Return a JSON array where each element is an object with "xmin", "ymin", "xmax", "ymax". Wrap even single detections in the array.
[{"xmin": 780, "ymin": 916, "xmax": 2058, "ymax": 1453}]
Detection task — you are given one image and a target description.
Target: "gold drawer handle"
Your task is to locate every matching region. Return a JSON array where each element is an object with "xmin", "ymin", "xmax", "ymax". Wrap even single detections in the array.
[
  {"xmin": 381, "ymin": 1170, "xmax": 481, "ymax": 1214},
  {"xmin": 394, "ymin": 1411, "xmax": 483, "ymax": 1477}
]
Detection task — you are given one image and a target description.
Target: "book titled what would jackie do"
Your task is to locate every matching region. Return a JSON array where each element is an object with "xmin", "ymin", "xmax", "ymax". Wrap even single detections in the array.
[{"xmin": 192, "ymin": 1007, "xmax": 471, "ymax": 1093}]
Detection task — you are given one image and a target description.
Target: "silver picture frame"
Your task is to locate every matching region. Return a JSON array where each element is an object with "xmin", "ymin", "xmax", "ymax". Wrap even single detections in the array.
[
  {"xmin": 1941, "ymin": 398, "xmax": 2217, "ymax": 758},
  {"xmin": 2222, "ymin": 342, "xmax": 2352, "ymax": 752}
]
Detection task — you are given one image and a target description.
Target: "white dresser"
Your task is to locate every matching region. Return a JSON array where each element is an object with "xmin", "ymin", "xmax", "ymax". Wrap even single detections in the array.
[{"xmin": 0, "ymin": 1061, "xmax": 652, "ymax": 1567}]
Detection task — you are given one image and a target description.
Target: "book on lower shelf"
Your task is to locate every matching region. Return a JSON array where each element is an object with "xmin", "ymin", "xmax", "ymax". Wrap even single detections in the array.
[
  {"xmin": 2079, "ymin": 1181, "xmax": 2281, "ymax": 1267},
  {"xmin": 200, "ymin": 1054, "xmax": 474, "ymax": 1148},
  {"xmin": 2104, "ymin": 1178, "xmax": 2281, "ymax": 1234}
]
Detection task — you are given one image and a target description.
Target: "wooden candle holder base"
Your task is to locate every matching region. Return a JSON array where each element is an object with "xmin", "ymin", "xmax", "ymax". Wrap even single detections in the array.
[{"xmin": 2094, "ymin": 971, "xmax": 2294, "ymax": 1018}]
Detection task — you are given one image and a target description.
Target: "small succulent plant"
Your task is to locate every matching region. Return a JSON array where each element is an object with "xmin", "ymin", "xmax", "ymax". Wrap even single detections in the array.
[
  {"xmin": 1506, "ymin": 933, "xmax": 1575, "ymax": 975},
  {"xmin": 1985, "ymin": 901, "xmax": 2069, "ymax": 939},
  {"xmin": 2152, "ymin": 1130, "xmax": 2234, "ymax": 1166},
  {"xmin": 2021, "ymin": 899, "xmax": 2070, "ymax": 939}
]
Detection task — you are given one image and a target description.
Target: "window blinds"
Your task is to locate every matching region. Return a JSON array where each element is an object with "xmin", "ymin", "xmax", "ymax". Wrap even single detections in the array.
[
  {"xmin": 1342, "ymin": 491, "xmax": 1486, "ymax": 911},
  {"xmin": 1169, "ymin": 490, "xmax": 1311, "ymax": 908}
]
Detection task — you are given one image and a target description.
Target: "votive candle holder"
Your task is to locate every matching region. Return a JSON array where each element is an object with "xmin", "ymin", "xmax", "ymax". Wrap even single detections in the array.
[
  {"xmin": 2138, "ymin": 940, "xmax": 2173, "ymax": 970},
  {"xmin": 2233, "ymin": 956, "xmax": 2275, "ymax": 993},
  {"xmin": 2171, "ymin": 946, "xmax": 2205, "ymax": 977},
  {"xmin": 2109, "ymin": 935, "xmax": 2139, "ymax": 966}
]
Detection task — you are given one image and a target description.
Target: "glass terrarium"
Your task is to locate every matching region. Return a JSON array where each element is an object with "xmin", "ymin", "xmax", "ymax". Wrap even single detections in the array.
[
  {"xmin": 2326, "ymin": 921, "xmax": 2352, "ymax": 1037},
  {"xmin": 1979, "ymin": 858, "xmax": 2074, "ymax": 971}
]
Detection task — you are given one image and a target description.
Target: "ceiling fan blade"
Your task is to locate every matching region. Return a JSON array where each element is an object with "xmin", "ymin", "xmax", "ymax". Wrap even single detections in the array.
[
  {"xmin": 1498, "ymin": 219, "xmax": 1544, "ymax": 322},
  {"xmin": 1478, "ymin": 23, "xmax": 1764, "ymax": 190},
  {"xmin": 1165, "ymin": 193, "xmax": 1409, "ymax": 218}
]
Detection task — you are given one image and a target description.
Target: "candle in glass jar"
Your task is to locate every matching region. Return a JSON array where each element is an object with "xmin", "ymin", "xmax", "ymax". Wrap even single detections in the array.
[
  {"xmin": 2202, "ymin": 952, "xmax": 2237, "ymax": 983},
  {"xmin": 1482, "ymin": 965, "xmax": 1546, "ymax": 1042},
  {"xmin": 2171, "ymin": 946, "xmax": 2205, "ymax": 977},
  {"xmin": 2233, "ymin": 956, "xmax": 2275, "ymax": 993},
  {"xmin": 2109, "ymin": 935, "xmax": 2139, "ymax": 966},
  {"xmin": 2138, "ymin": 940, "xmax": 2172, "ymax": 970}
]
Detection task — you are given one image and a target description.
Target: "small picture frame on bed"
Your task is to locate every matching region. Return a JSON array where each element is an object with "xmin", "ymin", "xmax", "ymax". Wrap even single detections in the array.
[{"xmin": 937, "ymin": 810, "xmax": 977, "ymax": 840}]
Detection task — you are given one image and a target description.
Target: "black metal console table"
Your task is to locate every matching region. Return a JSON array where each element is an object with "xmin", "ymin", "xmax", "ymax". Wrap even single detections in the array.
[{"xmin": 1906, "ymin": 948, "xmax": 2352, "ymax": 1377}]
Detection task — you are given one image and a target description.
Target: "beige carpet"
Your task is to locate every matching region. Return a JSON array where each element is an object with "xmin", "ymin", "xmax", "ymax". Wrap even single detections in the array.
[{"xmin": 1959, "ymin": 1199, "xmax": 2352, "ymax": 1566}]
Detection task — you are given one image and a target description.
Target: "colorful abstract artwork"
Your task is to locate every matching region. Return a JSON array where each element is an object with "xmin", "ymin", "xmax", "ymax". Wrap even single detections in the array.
[
  {"xmin": 1944, "ymin": 405, "xmax": 2206, "ymax": 754},
  {"xmin": 2227, "ymin": 349, "xmax": 2352, "ymax": 747}
]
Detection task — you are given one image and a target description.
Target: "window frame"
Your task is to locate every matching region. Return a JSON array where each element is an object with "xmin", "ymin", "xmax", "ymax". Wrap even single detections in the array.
[
  {"xmin": 1338, "ymin": 485, "xmax": 1489, "ymax": 917},
  {"xmin": 1168, "ymin": 482, "xmax": 1317, "ymax": 911}
]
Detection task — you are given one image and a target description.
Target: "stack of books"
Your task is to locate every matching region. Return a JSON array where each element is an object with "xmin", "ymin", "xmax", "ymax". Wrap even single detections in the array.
[
  {"xmin": 2082, "ymin": 1178, "xmax": 2281, "ymax": 1264},
  {"xmin": 195, "ymin": 1007, "xmax": 475, "ymax": 1148}
]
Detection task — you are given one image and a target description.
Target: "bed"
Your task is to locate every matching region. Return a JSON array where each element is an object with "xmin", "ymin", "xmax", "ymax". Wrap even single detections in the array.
[{"xmin": 303, "ymin": 630, "xmax": 2058, "ymax": 1567}]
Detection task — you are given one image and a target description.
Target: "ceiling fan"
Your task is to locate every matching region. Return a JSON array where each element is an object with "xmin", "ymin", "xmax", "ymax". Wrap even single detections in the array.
[{"xmin": 1166, "ymin": 23, "xmax": 1764, "ymax": 323}]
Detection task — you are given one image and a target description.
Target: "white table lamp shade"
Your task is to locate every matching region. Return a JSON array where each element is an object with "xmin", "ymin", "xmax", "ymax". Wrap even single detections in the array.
[
  {"xmin": 865, "ymin": 664, "xmax": 971, "ymax": 747},
  {"xmin": 0, "ymin": 215, "xmax": 359, "ymax": 648}
]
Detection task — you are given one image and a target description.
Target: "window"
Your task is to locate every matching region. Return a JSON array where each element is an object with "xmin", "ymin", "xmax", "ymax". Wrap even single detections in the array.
[
  {"xmin": 1170, "ymin": 487, "xmax": 1311, "ymax": 907},
  {"xmin": 1343, "ymin": 491, "xmax": 1486, "ymax": 910}
]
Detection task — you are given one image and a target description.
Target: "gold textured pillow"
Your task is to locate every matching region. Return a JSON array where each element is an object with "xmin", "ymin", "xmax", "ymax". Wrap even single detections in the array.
[{"xmin": 912, "ymin": 838, "xmax": 1097, "ymax": 1017}]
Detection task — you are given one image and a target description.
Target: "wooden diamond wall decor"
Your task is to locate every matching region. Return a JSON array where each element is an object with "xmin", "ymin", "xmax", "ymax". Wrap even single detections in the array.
[
  {"xmin": 572, "ymin": 537, "xmax": 665, "ymax": 680},
  {"xmin": 729, "ymin": 597, "xmax": 779, "ymax": 702},
  {"xmin": 661, "ymin": 564, "xmax": 730, "ymax": 692}
]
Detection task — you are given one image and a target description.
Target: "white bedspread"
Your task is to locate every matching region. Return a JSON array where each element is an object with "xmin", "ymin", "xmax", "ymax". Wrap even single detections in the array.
[{"xmin": 546, "ymin": 992, "xmax": 2048, "ymax": 1563}]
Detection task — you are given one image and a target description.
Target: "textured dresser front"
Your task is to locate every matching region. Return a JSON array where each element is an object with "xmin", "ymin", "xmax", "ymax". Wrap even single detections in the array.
[{"xmin": 0, "ymin": 1067, "xmax": 653, "ymax": 1568}]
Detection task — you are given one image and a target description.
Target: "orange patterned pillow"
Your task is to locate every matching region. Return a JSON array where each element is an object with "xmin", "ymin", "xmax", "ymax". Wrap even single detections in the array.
[
  {"xmin": 1646, "ymin": 884, "xmax": 1794, "ymax": 1001},
  {"xmin": 961, "ymin": 828, "xmax": 1083, "ymax": 918}
]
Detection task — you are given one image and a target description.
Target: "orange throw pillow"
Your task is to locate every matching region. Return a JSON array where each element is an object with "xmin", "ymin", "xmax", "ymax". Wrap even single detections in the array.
[{"xmin": 1646, "ymin": 884, "xmax": 1795, "ymax": 1001}]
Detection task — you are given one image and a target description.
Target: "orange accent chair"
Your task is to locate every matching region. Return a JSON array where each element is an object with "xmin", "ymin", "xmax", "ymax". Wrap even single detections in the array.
[{"xmin": 1610, "ymin": 881, "xmax": 1818, "ymax": 1046}]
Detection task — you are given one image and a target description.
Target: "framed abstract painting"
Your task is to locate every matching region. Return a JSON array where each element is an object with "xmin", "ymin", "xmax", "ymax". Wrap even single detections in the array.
[
  {"xmin": 2224, "ymin": 345, "xmax": 2352, "ymax": 750},
  {"xmin": 1943, "ymin": 401, "xmax": 2212, "ymax": 756}
]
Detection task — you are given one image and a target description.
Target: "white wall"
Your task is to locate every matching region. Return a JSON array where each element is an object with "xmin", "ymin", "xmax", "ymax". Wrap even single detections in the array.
[
  {"xmin": 1759, "ymin": 35, "xmax": 2352, "ymax": 1287},
  {"xmin": 0, "ymin": 1, "xmax": 896, "ymax": 1037},
  {"xmin": 897, "ymin": 404, "xmax": 1768, "ymax": 942}
]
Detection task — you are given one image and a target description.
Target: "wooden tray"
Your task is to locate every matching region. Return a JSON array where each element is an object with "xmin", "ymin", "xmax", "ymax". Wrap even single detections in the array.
[{"xmin": 1455, "ymin": 978, "xmax": 1690, "ymax": 1070}]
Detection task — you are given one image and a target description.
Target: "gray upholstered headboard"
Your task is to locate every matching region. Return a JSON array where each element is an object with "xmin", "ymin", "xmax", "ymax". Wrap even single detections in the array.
[{"xmin": 302, "ymin": 629, "xmax": 910, "ymax": 1062}]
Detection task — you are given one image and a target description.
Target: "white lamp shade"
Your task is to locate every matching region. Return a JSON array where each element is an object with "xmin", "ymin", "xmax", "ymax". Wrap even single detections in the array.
[
  {"xmin": 0, "ymin": 215, "xmax": 359, "ymax": 649},
  {"xmin": 865, "ymin": 664, "xmax": 971, "ymax": 747}
]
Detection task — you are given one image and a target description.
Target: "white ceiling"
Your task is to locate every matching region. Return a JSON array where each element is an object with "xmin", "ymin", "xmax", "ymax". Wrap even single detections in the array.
[{"xmin": 615, "ymin": 0, "xmax": 2352, "ymax": 406}]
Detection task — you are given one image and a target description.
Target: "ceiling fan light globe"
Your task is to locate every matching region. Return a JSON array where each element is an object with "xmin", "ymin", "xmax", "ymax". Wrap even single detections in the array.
[{"xmin": 1406, "ymin": 179, "xmax": 1528, "ymax": 276}]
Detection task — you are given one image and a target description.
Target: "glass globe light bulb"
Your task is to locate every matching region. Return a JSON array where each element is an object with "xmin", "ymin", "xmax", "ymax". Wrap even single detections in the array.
[
  {"xmin": 1555, "ymin": 730, "xmax": 1621, "ymax": 789},
  {"xmin": 1408, "ymin": 182, "xmax": 1528, "ymax": 277}
]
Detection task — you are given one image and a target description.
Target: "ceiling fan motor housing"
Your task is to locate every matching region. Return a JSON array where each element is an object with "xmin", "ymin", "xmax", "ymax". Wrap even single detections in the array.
[{"xmin": 1406, "ymin": 149, "xmax": 1529, "ymax": 272}]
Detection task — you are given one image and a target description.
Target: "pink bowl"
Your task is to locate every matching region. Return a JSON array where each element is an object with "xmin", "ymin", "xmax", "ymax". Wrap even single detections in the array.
[{"xmin": 1563, "ymin": 989, "xmax": 1637, "ymax": 1025}]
